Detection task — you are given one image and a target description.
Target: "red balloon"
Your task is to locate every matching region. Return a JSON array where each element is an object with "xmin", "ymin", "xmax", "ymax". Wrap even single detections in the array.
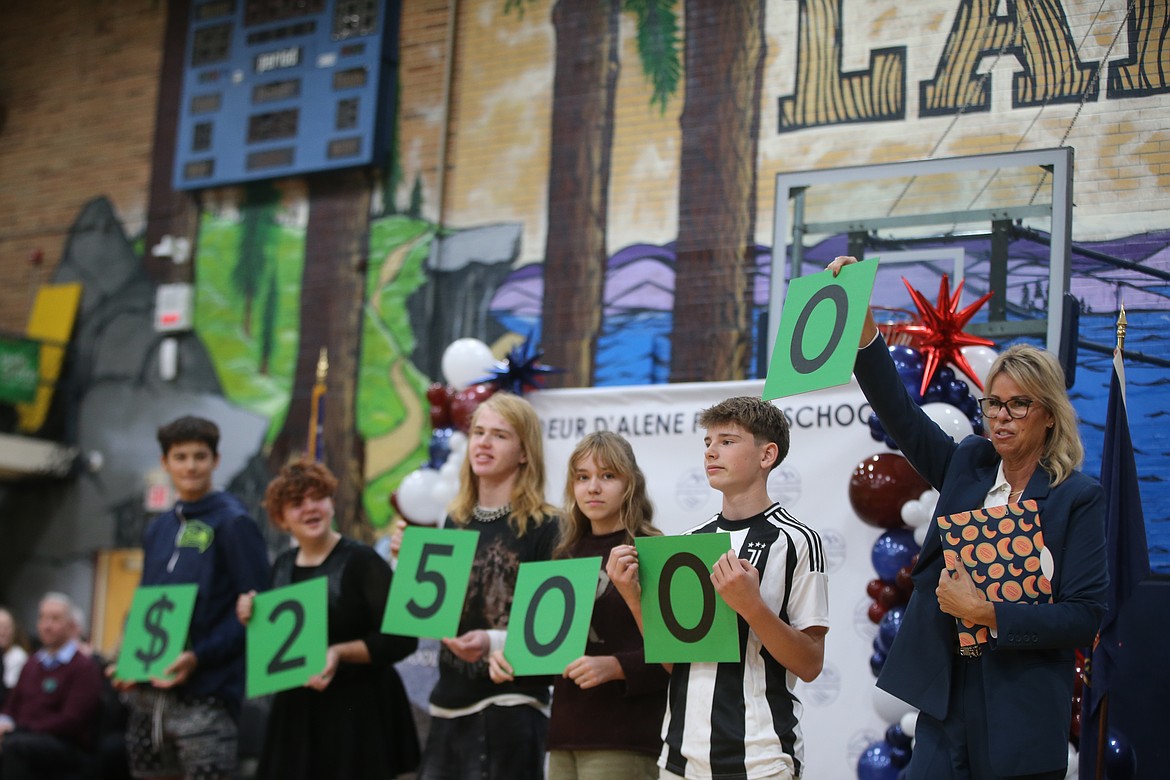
[
  {"xmin": 876, "ymin": 584, "xmax": 902, "ymax": 609},
  {"xmin": 866, "ymin": 578, "xmax": 886, "ymax": 599},
  {"xmin": 867, "ymin": 601, "xmax": 889, "ymax": 624},
  {"xmin": 428, "ymin": 383, "xmax": 452, "ymax": 428},
  {"xmin": 895, "ymin": 566, "xmax": 915, "ymax": 595},
  {"xmin": 849, "ymin": 453, "xmax": 931, "ymax": 529},
  {"xmin": 449, "ymin": 383, "xmax": 496, "ymax": 431}
]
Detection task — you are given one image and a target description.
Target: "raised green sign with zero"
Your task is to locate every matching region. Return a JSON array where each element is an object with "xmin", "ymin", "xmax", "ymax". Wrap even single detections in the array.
[{"xmin": 763, "ymin": 259, "xmax": 879, "ymax": 400}]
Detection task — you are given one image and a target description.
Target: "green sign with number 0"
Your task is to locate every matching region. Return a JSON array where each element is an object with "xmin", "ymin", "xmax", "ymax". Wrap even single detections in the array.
[{"xmin": 637, "ymin": 534, "xmax": 740, "ymax": 663}]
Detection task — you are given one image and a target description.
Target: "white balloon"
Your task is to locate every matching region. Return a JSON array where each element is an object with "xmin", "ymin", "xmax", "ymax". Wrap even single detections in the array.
[
  {"xmin": 919, "ymin": 488, "xmax": 939, "ymax": 506},
  {"xmin": 396, "ymin": 468, "xmax": 443, "ymax": 525},
  {"xmin": 921, "ymin": 402, "xmax": 975, "ymax": 443},
  {"xmin": 956, "ymin": 346, "xmax": 998, "ymax": 396},
  {"xmin": 900, "ymin": 499, "xmax": 919, "ymax": 526},
  {"xmin": 448, "ymin": 431, "xmax": 468, "ymax": 454},
  {"xmin": 430, "ymin": 476, "xmax": 459, "ymax": 518},
  {"xmin": 1064, "ymin": 744, "xmax": 1078, "ymax": 779},
  {"xmin": 441, "ymin": 338, "xmax": 496, "ymax": 390},
  {"xmin": 439, "ymin": 458, "xmax": 461, "ymax": 481},
  {"xmin": 873, "ymin": 685, "xmax": 915, "ymax": 724},
  {"xmin": 914, "ymin": 524, "xmax": 929, "ymax": 547},
  {"xmin": 899, "ymin": 710, "xmax": 918, "ymax": 739}
]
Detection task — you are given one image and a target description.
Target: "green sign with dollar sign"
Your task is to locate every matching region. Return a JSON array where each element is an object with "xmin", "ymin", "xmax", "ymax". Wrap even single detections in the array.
[{"xmin": 116, "ymin": 584, "xmax": 198, "ymax": 682}]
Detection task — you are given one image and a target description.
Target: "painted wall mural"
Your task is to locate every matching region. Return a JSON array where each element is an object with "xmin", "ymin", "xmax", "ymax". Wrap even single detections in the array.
[{"xmin": 178, "ymin": 1, "xmax": 1170, "ymax": 555}]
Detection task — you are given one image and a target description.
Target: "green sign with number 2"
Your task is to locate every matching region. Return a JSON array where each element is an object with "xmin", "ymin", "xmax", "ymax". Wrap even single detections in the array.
[{"xmin": 246, "ymin": 577, "xmax": 327, "ymax": 698}]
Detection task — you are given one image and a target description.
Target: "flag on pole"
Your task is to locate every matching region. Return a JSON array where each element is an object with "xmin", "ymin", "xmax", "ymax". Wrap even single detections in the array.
[
  {"xmin": 307, "ymin": 347, "xmax": 328, "ymax": 463},
  {"xmin": 1079, "ymin": 308, "xmax": 1150, "ymax": 779}
]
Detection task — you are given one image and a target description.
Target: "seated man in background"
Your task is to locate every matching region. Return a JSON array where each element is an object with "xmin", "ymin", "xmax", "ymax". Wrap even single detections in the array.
[{"xmin": 0, "ymin": 592, "xmax": 104, "ymax": 780}]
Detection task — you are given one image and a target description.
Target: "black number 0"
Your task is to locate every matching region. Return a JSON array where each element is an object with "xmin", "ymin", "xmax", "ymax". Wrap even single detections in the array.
[
  {"xmin": 406, "ymin": 543, "xmax": 454, "ymax": 619},
  {"xmin": 658, "ymin": 552, "xmax": 716, "ymax": 643},
  {"xmin": 790, "ymin": 285, "xmax": 848, "ymax": 375},
  {"xmin": 266, "ymin": 599, "xmax": 307, "ymax": 675},
  {"xmin": 523, "ymin": 576, "xmax": 575, "ymax": 657}
]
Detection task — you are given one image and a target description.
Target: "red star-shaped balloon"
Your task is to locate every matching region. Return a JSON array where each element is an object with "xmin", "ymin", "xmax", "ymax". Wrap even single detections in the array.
[{"xmin": 892, "ymin": 275, "xmax": 995, "ymax": 396}]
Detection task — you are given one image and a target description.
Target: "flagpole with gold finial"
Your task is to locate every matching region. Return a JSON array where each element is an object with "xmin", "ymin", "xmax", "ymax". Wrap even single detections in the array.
[
  {"xmin": 307, "ymin": 347, "xmax": 328, "ymax": 462},
  {"xmin": 1116, "ymin": 305, "xmax": 1127, "ymax": 353}
]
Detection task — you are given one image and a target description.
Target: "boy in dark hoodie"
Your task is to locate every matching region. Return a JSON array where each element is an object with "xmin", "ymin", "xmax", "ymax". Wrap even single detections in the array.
[{"xmin": 123, "ymin": 416, "xmax": 269, "ymax": 780}]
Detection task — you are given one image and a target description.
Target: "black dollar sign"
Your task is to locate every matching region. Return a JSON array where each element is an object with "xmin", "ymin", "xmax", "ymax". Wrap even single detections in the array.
[{"xmin": 135, "ymin": 595, "xmax": 175, "ymax": 673}]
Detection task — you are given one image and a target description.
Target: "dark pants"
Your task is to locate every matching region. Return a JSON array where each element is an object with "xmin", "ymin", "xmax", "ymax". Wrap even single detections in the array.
[
  {"xmin": 0, "ymin": 730, "xmax": 90, "ymax": 780},
  {"xmin": 905, "ymin": 658, "xmax": 1066, "ymax": 780},
  {"xmin": 418, "ymin": 704, "xmax": 547, "ymax": 780}
]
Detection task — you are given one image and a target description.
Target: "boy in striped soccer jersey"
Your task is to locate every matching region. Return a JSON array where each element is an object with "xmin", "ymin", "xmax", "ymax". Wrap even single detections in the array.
[{"xmin": 607, "ymin": 396, "xmax": 829, "ymax": 780}]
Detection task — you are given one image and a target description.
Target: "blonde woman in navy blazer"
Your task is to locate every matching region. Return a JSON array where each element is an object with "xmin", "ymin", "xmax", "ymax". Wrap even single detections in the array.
[{"xmin": 829, "ymin": 256, "xmax": 1107, "ymax": 780}]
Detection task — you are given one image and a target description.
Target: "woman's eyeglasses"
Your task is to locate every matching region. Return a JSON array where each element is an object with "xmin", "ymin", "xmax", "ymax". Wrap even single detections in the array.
[{"xmin": 978, "ymin": 397, "xmax": 1035, "ymax": 419}]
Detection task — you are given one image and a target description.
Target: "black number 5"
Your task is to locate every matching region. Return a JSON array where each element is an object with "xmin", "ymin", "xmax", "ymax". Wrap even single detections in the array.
[
  {"xmin": 407, "ymin": 543, "xmax": 454, "ymax": 619},
  {"xmin": 267, "ymin": 599, "xmax": 307, "ymax": 675}
]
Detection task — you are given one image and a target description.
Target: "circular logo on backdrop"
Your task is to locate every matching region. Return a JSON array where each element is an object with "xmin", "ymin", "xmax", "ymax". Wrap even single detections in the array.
[
  {"xmin": 676, "ymin": 468, "xmax": 715, "ymax": 511},
  {"xmin": 766, "ymin": 464, "xmax": 802, "ymax": 507},
  {"xmin": 797, "ymin": 661, "xmax": 840, "ymax": 707},
  {"xmin": 854, "ymin": 595, "xmax": 879, "ymax": 641},
  {"xmin": 818, "ymin": 528, "xmax": 847, "ymax": 573}
]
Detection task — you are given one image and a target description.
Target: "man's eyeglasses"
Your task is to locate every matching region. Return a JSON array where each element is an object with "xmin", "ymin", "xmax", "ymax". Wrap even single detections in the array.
[{"xmin": 978, "ymin": 397, "xmax": 1035, "ymax": 419}]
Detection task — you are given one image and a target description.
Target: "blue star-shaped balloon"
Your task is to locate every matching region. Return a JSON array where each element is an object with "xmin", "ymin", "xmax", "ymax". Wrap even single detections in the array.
[{"xmin": 473, "ymin": 333, "xmax": 562, "ymax": 395}]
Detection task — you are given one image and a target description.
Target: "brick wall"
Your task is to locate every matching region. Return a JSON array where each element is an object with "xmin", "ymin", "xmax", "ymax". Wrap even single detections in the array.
[{"xmin": 0, "ymin": 1, "xmax": 166, "ymax": 333}]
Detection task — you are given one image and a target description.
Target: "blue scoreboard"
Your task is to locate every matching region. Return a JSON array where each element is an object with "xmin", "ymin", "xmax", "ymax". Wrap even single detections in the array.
[{"xmin": 173, "ymin": 0, "xmax": 399, "ymax": 190}]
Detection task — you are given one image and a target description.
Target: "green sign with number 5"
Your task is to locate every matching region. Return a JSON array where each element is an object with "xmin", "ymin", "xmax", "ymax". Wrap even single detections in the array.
[
  {"xmin": 246, "ymin": 577, "xmax": 327, "ymax": 698},
  {"xmin": 382, "ymin": 526, "xmax": 479, "ymax": 639}
]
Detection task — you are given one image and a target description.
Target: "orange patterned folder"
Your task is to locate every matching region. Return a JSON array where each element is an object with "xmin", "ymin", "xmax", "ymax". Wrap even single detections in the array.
[{"xmin": 936, "ymin": 500, "xmax": 1053, "ymax": 651}]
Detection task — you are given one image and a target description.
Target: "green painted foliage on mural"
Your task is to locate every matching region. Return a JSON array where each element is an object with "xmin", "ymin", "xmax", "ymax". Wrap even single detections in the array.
[
  {"xmin": 194, "ymin": 212, "xmax": 306, "ymax": 443},
  {"xmin": 358, "ymin": 214, "xmax": 436, "ymax": 527}
]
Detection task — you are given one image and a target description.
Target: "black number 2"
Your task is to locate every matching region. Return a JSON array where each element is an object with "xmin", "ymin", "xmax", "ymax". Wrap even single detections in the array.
[
  {"xmin": 407, "ymin": 543, "xmax": 454, "ymax": 619},
  {"xmin": 267, "ymin": 599, "xmax": 307, "ymax": 675}
]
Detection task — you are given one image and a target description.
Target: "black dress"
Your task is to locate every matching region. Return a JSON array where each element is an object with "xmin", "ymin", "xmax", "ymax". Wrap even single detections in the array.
[{"xmin": 257, "ymin": 536, "xmax": 420, "ymax": 780}]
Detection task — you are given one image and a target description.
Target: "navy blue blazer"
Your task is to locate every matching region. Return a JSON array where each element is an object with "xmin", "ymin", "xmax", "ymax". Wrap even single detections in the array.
[{"xmin": 855, "ymin": 336, "xmax": 1108, "ymax": 776}]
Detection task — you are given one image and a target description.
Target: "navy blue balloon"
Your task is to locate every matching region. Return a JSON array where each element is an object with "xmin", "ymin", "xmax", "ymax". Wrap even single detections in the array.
[
  {"xmin": 428, "ymin": 426, "xmax": 455, "ymax": 468},
  {"xmin": 889, "ymin": 346, "xmax": 924, "ymax": 404},
  {"xmin": 885, "ymin": 724, "xmax": 912, "ymax": 751},
  {"xmin": 870, "ymin": 650, "xmax": 886, "ymax": 677},
  {"xmin": 945, "ymin": 379, "xmax": 969, "ymax": 407},
  {"xmin": 871, "ymin": 529, "xmax": 921, "ymax": 582},
  {"xmin": 922, "ymin": 378, "xmax": 946, "ymax": 404},
  {"xmin": 1104, "ymin": 729, "xmax": 1136, "ymax": 780},
  {"xmin": 889, "ymin": 745, "xmax": 912, "ymax": 769},
  {"xmin": 878, "ymin": 606, "xmax": 906, "ymax": 651},
  {"xmin": 857, "ymin": 740, "xmax": 900, "ymax": 780},
  {"xmin": 868, "ymin": 413, "xmax": 900, "ymax": 451}
]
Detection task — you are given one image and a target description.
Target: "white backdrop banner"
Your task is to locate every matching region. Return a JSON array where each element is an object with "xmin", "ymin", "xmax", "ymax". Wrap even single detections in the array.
[{"xmin": 528, "ymin": 378, "xmax": 914, "ymax": 779}]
